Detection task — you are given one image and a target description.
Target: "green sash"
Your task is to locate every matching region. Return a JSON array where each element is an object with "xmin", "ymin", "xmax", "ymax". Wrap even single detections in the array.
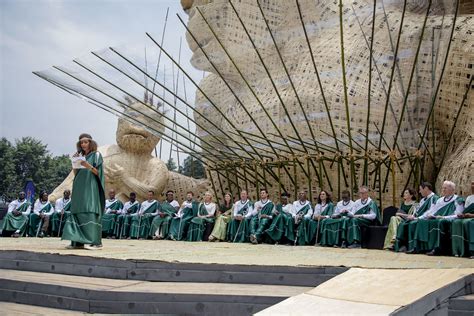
[
  {"xmin": 463, "ymin": 202, "xmax": 474, "ymax": 214},
  {"xmin": 258, "ymin": 201, "xmax": 274, "ymax": 215},
  {"xmin": 434, "ymin": 197, "xmax": 464, "ymax": 217},
  {"xmin": 236, "ymin": 201, "xmax": 253, "ymax": 215},
  {"xmin": 320, "ymin": 203, "xmax": 334, "ymax": 216},
  {"xmin": 142, "ymin": 201, "xmax": 158, "ymax": 214},
  {"xmin": 197, "ymin": 203, "xmax": 210, "ymax": 216},
  {"xmin": 16, "ymin": 201, "xmax": 30, "ymax": 213},
  {"xmin": 107, "ymin": 199, "xmax": 122, "ymax": 211},
  {"xmin": 62, "ymin": 200, "xmax": 72, "ymax": 212},
  {"xmin": 354, "ymin": 200, "xmax": 381, "ymax": 224},
  {"xmin": 38, "ymin": 202, "xmax": 52, "ymax": 213},
  {"xmin": 127, "ymin": 202, "xmax": 140, "ymax": 214},
  {"xmin": 295, "ymin": 203, "xmax": 311, "ymax": 216},
  {"xmin": 161, "ymin": 201, "xmax": 177, "ymax": 216},
  {"xmin": 416, "ymin": 194, "xmax": 439, "ymax": 217}
]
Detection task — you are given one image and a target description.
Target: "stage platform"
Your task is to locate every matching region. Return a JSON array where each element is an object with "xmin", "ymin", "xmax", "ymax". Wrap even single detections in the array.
[{"xmin": 0, "ymin": 238, "xmax": 473, "ymax": 315}]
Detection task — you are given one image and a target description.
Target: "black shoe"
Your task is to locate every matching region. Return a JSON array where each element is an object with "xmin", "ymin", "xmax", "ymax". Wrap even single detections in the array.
[
  {"xmin": 348, "ymin": 243, "xmax": 361, "ymax": 249},
  {"xmin": 341, "ymin": 241, "xmax": 347, "ymax": 248},
  {"xmin": 405, "ymin": 248, "xmax": 416, "ymax": 254},
  {"xmin": 426, "ymin": 249, "xmax": 439, "ymax": 256},
  {"xmin": 38, "ymin": 231, "xmax": 45, "ymax": 238}
]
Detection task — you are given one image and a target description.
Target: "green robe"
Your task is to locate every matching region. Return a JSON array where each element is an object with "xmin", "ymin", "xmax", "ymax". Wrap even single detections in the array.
[
  {"xmin": 227, "ymin": 201, "xmax": 253, "ymax": 243},
  {"xmin": 28, "ymin": 202, "xmax": 53, "ymax": 237},
  {"xmin": 249, "ymin": 201, "xmax": 275, "ymax": 243},
  {"xmin": 304, "ymin": 202, "xmax": 334, "ymax": 245},
  {"xmin": 383, "ymin": 202, "xmax": 417, "ymax": 249},
  {"xmin": 186, "ymin": 203, "xmax": 216, "ymax": 242},
  {"xmin": 149, "ymin": 201, "xmax": 177, "ymax": 238},
  {"xmin": 452, "ymin": 200, "xmax": 474, "ymax": 257},
  {"xmin": 51, "ymin": 199, "xmax": 71, "ymax": 236},
  {"xmin": 291, "ymin": 203, "xmax": 312, "ymax": 245},
  {"xmin": 396, "ymin": 194, "xmax": 438, "ymax": 252},
  {"xmin": 130, "ymin": 200, "xmax": 159, "ymax": 239},
  {"xmin": 413, "ymin": 196, "xmax": 464, "ymax": 253},
  {"xmin": 266, "ymin": 203, "xmax": 296, "ymax": 243},
  {"xmin": 168, "ymin": 201, "xmax": 199, "ymax": 241},
  {"xmin": 62, "ymin": 151, "xmax": 105, "ymax": 246},
  {"xmin": 1, "ymin": 200, "xmax": 31, "ymax": 235},
  {"xmin": 209, "ymin": 203, "xmax": 234, "ymax": 241},
  {"xmin": 101, "ymin": 199, "xmax": 124, "ymax": 237},
  {"xmin": 114, "ymin": 201, "xmax": 140, "ymax": 238}
]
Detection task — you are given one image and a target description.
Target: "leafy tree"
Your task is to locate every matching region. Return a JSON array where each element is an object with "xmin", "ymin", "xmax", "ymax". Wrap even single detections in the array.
[
  {"xmin": 179, "ymin": 156, "xmax": 206, "ymax": 179},
  {"xmin": 166, "ymin": 157, "xmax": 177, "ymax": 171},
  {"xmin": 0, "ymin": 137, "xmax": 72, "ymax": 201}
]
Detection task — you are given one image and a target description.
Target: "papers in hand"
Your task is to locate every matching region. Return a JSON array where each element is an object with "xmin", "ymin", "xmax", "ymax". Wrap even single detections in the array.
[{"xmin": 71, "ymin": 155, "xmax": 86, "ymax": 169}]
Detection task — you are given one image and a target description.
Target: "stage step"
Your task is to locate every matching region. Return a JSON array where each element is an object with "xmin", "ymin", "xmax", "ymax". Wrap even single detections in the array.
[
  {"xmin": 448, "ymin": 294, "xmax": 474, "ymax": 316},
  {"xmin": 0, "ymin": 269, "xmax": 311, "ymax": 315},
  {"xmin": 0, "ymin": 250, "xmax": 345, "ymax": 287}
]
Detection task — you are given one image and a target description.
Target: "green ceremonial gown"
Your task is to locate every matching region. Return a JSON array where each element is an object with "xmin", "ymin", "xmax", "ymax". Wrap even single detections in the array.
[
  {"xmin": 413, "ymin": 196, "xmax": 464, "ymax": 253},
  {"xmin": 186, "ymin": 202, "xmax": 216, "ymax": 242},
  {"xmin": 395, "ymin": 193, "xmax": 438, "ymax": 252},
  {"xmin": 227, "ymin": 200, "xmax": 253, "ymax": 243},
  {"xmin": 209, "ymin": 203, "xmax": 234, "ymax": 241},
  {"xmin": 1, "ymin": 200, "xmax": 31, "ymax": 235},
  {"xmin": 345, "ymin": 199, "xmax": 380, "ymax": 245},
  {"xmin": 101, "ymin": 199, "xmax": 124, "ymax": 237},
  {"xmin": 304, "ymin": 202, "xmax": 334, "ymax": 245},
  {"xmin": 451, "ymin": 199, "xmax": 474, "ymax": 257},
  {"xmin": 168, "ymin": 201, "xmax": 199, "ymax": 241},
  {"xmin": 129, "ymin": 200, "xmax": 159, "ymax": 239},
  {"xmin": 290, "ymin": 202, "xmax": 312, "ymax": 245},
  {"xmin": 114, "ymin": 201, "xmax": 140, "ymax": 238},
  {"xmin": 51, "ymin": 199, "xmax": 71, "ymax": 237},
  {"xmin": 249, "ymin": 200, "xmax": 275, "ymax": 243},
  {"xmin": 265, "ymin": 203, "xmax": 296, "ymax": 243},
  {"xmin": 383, "ymin": 202, "xmax": 417, "ymax": 249},
  {"xmin": 28, "ymin": 201, "xmax": 53, "ymax": 237},
  {"xmin": 62, "ymin": 151, "xmax": 105, "ymax": 246},
  {"xmin": 149, "ymin": 201, "xmax": 177, "ymax": 239}
]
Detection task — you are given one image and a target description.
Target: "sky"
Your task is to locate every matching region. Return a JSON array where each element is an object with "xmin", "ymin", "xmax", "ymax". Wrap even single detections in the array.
[{"xmin": 0, "ymin": 0, "xmax": 201, "ymax": 163}]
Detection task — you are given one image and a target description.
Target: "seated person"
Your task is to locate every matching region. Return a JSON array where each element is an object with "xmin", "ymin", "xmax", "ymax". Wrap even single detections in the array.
[
  {"xmin": 150, "ymin": 190, "xmax": 179, "ymax": 240},
  {"xmin": 187, "ymin": 192, "xmax": 216, "ymax": 241},
  {"xmin": 266, "ymin": 193, "xmax": 294, "ymax": 244},
  {"xmin": 410, "ymin": 181, "xmax": 464, "ymax": 256},
  {"xmin": 305, "ymin": 190, "xmax": 334, "ymax": 245},
  {"xmin": 383, "ymin": 188, "xmax": 418, "ymax": 250},
  {"xmin": 28, "ymin": 191, "xmax": 55, "ymax": 238},
  {"xmin": 291, "ymin": 191, "xmax": 312, "ymax": 246},
  {"xmin": 168, "ymin": 191, "xmax": 198, "ymax": 241},
  {"xmin": 249, "ymin": 189, "xmax": 275, "ymax": 245},
  {"xmin": 452, "ymin": 181, "xmax": 474, "ymax": 258},
  {"xmin": 395, "ymin": 182, "xmax": 438, "ymax": 252},
  {"xmin": 51, "ymin": 190, "xmax": 71, "ymax": 237},
  {"xmin": 114, "ymin": 192, "xmax": 140, "ymax": 239},
  {"xmin": 319, "ymin": 190, "xmax": 355, "ymax": 247},
  {"xmin": 1, "ymin": 191, "xmax": 31, "ymax": 237},
  {"xmin": 130, "ymin": 190, "xmax": 159, "ymax": 239},
  {"xmin": 344, "ymin": 186, "xmax": 380, "ymax": 249},
  {"xmin": 227, "ymin": 190, "xmax": 253, "ymax": 243},
  {"xmin": 209, "ymin": 192, "xmax": 234, "ymax": 242},
  {"xmin": 101, "ymin": 189, "xmax": 123, "ymax": 238}
]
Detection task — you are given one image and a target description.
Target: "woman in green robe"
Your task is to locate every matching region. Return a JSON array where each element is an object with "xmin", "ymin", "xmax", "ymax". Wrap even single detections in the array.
[
  {"xmin": 383, "ymin": 188, "xmax": 418, "ymax": 250},
  {"xmin": 186, "ymin": 192, "xmax": 216, "ymax": 241},
  {"xmin": 304, "ymin": 190, "xmax": 334, "ymax": 245},
  {"xmin": 62, "ymin": 133, "xmax": 105, "ymax": 249},
  {"xmin": 208, "ymin": 192, "xmax": 233, "ymax": 242}
]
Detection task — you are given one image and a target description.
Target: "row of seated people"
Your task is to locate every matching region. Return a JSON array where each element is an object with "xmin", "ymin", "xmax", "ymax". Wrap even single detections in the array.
[{"xmin": 2, "ymin": 180, "xmax": 473, "ymax": 258}]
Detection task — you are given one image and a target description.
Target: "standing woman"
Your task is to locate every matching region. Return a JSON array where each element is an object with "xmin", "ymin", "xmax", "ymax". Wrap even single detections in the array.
[
  {"xmin": 62, "ymin": 133, "xmax": 105, "ymax": 249},
  {"xmin": 209, "ymin": 192, "xmax": 234, "ymax": 242}
]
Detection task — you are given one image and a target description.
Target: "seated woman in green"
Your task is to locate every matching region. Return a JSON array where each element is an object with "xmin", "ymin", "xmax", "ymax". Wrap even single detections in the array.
[
  {"xmin": 383, "ymin": 188, "xmax": 418, "ymax": 250},
  {"xmin": 304, "ymin": 190, "xmax": 334, "ymax": 246},
  {"xmin": 1, "ymin": 191, "xmax": 31, "ymax": 237},
  {"xmin": 186, "ymin": 192, "xmax": 216, "ymax": 241},
  {"xmin": 209, "ymin": 192, "xmax": 234, "ymax": 242}
]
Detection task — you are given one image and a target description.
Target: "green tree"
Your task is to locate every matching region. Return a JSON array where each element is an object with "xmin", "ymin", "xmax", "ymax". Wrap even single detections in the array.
[
  {"xmin": 0, "ymin": 138, "xmax": 17, "ymax": 200},
  {"xmin": 166, "ymin": 157, "xmax": 177, "ymax": 171},
  {"xmin": 180, "ymin": 156, "xmax": 206, "ymax": 179}
]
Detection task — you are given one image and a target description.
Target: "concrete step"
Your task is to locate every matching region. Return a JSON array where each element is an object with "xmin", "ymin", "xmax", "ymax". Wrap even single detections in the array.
[
  {"xmin": 0, "ymin": 269, "xmax": 311, "ymax": 315},
  {"xmin": 448, "ymin": 294, "xmax": 474, "ymax": 316},
  {"xmin": 0, "ymin": 250, "xmax": 344, "ymax": 287}
]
